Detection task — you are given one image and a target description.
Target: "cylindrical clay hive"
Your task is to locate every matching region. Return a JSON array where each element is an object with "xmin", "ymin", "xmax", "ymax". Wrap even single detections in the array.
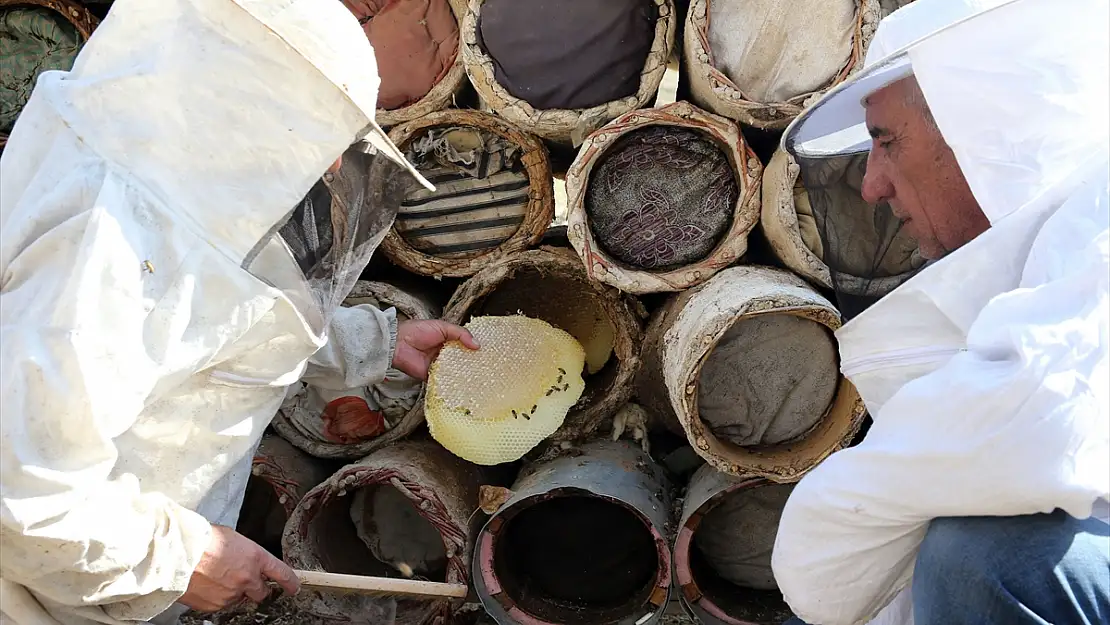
[
  {"xmin": 284, "ymin": 440, "xmax": 500, "ymax": 625},
  {"xmin": 473, "ymin": 440, "xmax": 673, "ymax": 625},
  {"xmin": 638, "ymin": 265, "xmax": 867, "ymax": 479},
  {"xmin": 381, "ymin": 110, "xmax": 555, "ymax": 278},
  {"xmin": 684, "ymin": 0, "xmax": 881, "ymax": 129},
  {"xmin": 342, "ymin": 0, "xmax": 469, "ymax": 127},
  {"xmin": 462, "ymin": 0, "xmax": 676, "ymax": 146},
  {"xmin": 674, "ymin": 465, "xmax": 795, "ymax": 625},
  {"xmin": 432, "ymin": 247, "xmax": 644, "ymax": 442},
  {"xmin": 761, "ymin": 147, "xmax": 924, "ymax": 314},
  {"xmin": 566, "ymin": 101, "xmax": 763, "ymax": 294},
  {"xmin": 271, "ymin": 279, "xmax": 441, "ymax": 460}
]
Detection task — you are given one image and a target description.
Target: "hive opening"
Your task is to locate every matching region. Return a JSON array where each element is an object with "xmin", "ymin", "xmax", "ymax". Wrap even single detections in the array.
[
  {"xmin": 585, "ymin": 125, "xmax": 739, "ymax": 272},
  {"xmin": 237, "ymin": 475, "xmax": 288, "ymax": 559},
  {"xmin": 472, "ymin": 267, "xmax": 619, "ymax": 404},
  {"xmin": 696, "ymin": 312, "xmax": 839, "ymax": 448},
  {"xmin": 492, "ymin": 492, "xmax": 659, "ymax": 624},
  {"xmin": 476, "ymin": 0, "xmax": 658, "ymax": 111},
  {"xmin": 685, "ymin": 483, "xmax": 795, "ymax": 624},
  {"xmin": 302, "ymin": 483, "xmax": 448, "ymax": 584},
  {"xmin": 396, "ymin": 124, "xmax": 530, "ymax": 259},
  {"xmin": 705, "ymin": 0, "xmax": 855, "ymax": 104},
  {"xmin": 342, "ymin": 0, "xmax": 459, "ymax": 111}
]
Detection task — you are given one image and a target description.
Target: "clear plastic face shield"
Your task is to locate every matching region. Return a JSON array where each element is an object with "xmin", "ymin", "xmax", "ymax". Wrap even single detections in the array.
[
  {"xmin": 244, "ymin": 140, "xmax": 418, "ymax": 333},
  {"xmin": 783, "ymin": 67, "xmax": 926, "ymax": 320}
]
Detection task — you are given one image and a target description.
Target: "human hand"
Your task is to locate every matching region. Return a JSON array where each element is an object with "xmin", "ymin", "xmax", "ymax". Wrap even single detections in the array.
[
  {"xmin": 180, "ymin": 525, "xmax": 300, "ymax": 612},
  {"xmin": 392, "ymin": 320, "xmax": 480, "ymax": 381}
]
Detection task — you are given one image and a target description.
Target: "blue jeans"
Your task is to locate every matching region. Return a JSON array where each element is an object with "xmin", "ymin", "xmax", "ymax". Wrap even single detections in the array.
[{"xmin": 784, "ymin": 510, "xmax": 1110, "ymax": 625}]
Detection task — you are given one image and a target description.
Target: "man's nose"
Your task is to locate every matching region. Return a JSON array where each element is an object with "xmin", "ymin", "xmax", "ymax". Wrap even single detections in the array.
[{"xmin": 860, "ymin": 153, "xmax": 893, "ymax": 205}]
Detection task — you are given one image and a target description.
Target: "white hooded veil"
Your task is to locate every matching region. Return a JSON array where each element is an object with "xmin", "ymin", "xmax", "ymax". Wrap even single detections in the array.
[{"xmin": 771, "ymin": 0, "xmax": 1110, "ymax": 623}]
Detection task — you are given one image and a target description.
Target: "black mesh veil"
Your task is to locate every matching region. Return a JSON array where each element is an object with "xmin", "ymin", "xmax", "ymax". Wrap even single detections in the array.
[{"xmin": 787, "ymin": 147, "xmax": 925, "ymax": 320}]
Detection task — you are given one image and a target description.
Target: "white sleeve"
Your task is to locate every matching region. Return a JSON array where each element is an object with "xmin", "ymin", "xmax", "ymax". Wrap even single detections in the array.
[
  {"xmin": 0, "ymin": 229, "xmax": 214, "ymax": 619},
  {"xmin": 772, "ymin": 198, "xmax": 1109, "ymax": 624},
  {"xmin": 301, "ymin": 303, "xmax": 398, "ymax": 390}
]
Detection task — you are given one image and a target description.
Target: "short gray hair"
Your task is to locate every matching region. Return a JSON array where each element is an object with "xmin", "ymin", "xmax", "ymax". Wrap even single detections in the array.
[{"xmin": 902, "ymin": 76, "xmax": 940, "ymax": 132}]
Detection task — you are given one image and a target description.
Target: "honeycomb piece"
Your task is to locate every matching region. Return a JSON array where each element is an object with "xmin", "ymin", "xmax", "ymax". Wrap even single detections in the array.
[
  {"xmin": 479, "ymin": 273, "xmax": 615, "ymax": 374},
  {"xmin": 425, "ymin": 316, "xmax": 586, "ymax": 465}
]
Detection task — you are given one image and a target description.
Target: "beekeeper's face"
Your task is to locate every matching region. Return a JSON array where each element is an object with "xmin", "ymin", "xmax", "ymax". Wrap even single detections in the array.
[{"xmin": 860, "ymin": 78, "xmax": 988, "ymax": 260}]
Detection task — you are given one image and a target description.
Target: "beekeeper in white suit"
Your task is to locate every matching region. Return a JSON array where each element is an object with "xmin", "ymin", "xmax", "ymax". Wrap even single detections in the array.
[
  {"xmin": 0, "ymin": 0, "xmax": 479, "ymax": 623},
  {"xmin": 771, "ymin": 0, "xmax": 1109, "ymax": 624}
]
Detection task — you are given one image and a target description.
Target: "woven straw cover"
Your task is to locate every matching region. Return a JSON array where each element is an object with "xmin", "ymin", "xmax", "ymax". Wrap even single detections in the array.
[
  {"xmin": 382, "ymin": 109, "xmax": 554, "ymax": 278},
  {"xmin": 430, "ymin": 246, "xmax": 646, "ymax": 441},
  {"xmin": 270, "ymin": 280, "xmax": 440, "ymax": 460},
  {"xmin": 684, "ymin": 0, "xmax": 881, "ymax": 130},
  {"xmin": 638, "ymin": 265, "xmax": 866, "ymax": 480},
  {"xmin": 760, "ymin": 147, "xmax": 920, "ymax": 295},
  {"xmin": 566, "ymin": 101, "xmax": 763, "ymax": 295},
  {"xmin": 373, "ymin": 0, "xmax": 470, "ymax": 129},
  {"xmin": 460, "ymin": 0, "xmax": 676, "ymax": 146},
  {"xmin": 0, "ymin": 0, "xmax": 98, "ymax": 150}
]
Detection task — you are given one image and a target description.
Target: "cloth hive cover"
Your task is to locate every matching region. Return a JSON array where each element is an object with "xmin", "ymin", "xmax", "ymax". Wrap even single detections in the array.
[
  {"xmin": 477, "ymin": 0, "xmax": 656, "ymax": 111},
  {"xmin": 698, "ymin": 314, "xmax": 838, "ymax": 447},
  {"xmin": 0, "ymin": 6, "xmax": 82, "ymax": 133},
  {"xmin": 707, "ymin": 0, "xmax": 855, "ymax": 103},
  {"xmin": 344, "ymin": 0, "xmax": 459, "ymax": 111},
  {"xmin": 694, "ymin": 482, "xmax": 794, "ymax": 590},
  {"xmin": 397, "ymin": 126, "xmax": 530, "ymax": 258},
  {"xmin": 585, "ymin": 125, "xmax": 738, "ymax": 270}
]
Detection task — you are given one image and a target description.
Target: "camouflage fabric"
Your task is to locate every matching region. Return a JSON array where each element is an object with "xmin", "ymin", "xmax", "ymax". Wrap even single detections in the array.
[{"xmin": 1, "ymin": 6, "xmax": 82, "ymax": 133}]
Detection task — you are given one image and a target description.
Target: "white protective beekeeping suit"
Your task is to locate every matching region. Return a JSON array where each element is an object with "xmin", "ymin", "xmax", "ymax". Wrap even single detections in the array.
[
  {"xmin": 0, "ymin": 1, "xmax": 433, "ymax": 623},
  {"xmin": 771, "ymin": 0, "xmax": 1110, "ymax": 624}
]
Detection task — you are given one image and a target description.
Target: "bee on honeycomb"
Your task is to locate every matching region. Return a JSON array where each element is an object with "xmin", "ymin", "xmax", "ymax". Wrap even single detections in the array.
[{"xmin": 425, "ymin": 316, "xmax": 586, "ymax": 465}]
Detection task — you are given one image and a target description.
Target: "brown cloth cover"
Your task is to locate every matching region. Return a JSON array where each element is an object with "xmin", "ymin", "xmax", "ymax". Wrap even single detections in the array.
[
  {"xmin": 477, "ymin": 0, "xmax": 656, "ymax": 111},
  {"xmin": 585, "ymin": 125, "xmax": 737, "ymax": 270},
  {"xmin": 345, "ymin": 0, "xmax": 459, "ymax": 111}
]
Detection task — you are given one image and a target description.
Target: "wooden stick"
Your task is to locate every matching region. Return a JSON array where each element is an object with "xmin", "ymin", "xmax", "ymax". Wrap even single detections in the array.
[{"xmin": 294, "ymin": 570, "xmax": 468, "ymax": 600}]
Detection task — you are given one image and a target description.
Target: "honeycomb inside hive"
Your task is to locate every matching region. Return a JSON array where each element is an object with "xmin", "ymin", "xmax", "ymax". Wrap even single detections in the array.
[{"xmin": 425, "ymin": 315, "xmax": 586, "ymax": 465}]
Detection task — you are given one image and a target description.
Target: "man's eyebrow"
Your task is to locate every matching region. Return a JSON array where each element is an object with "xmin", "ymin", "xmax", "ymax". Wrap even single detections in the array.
[{"xmin": 868, "ymin": 125, "xmax": 893, "ymax": 139}]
